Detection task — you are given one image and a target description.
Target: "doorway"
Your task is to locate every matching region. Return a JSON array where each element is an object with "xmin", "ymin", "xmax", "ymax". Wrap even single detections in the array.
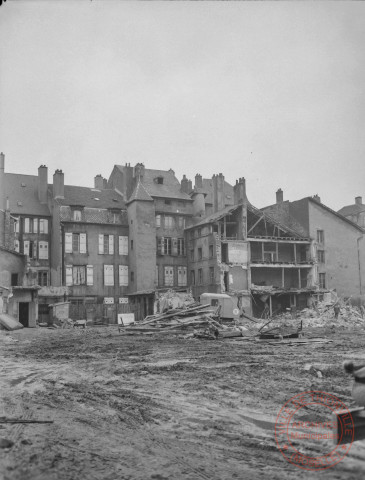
[{"xmin": 19, "ymin": 302, "xmax": 29, "ymax": 327}]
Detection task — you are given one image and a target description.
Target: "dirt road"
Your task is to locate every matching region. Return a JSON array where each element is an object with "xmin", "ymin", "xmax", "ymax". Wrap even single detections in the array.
[{"xmin": 0, "ymin": 326, "xmax": 365, "ymax": 480}]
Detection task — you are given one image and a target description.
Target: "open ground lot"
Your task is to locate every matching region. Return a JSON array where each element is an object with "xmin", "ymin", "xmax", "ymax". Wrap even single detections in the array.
[{"xmin": 0, "ymin": 326, "xmax": 365, "ymax": 480}]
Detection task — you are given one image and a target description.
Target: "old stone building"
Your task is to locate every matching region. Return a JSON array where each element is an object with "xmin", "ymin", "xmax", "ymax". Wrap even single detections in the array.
[
  {"xmin": 263, "ymin": 191, "xmax": 365, "ymax": 298},
  {"xmin": 338, "ymin": 196, "xmax": 365, "ymax": 228}
]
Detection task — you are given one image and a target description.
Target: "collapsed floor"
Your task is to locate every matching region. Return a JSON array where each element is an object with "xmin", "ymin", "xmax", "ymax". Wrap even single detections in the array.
[{"xmin": 1, "ymin": 325, "xmax": 365, "ymax": 480}]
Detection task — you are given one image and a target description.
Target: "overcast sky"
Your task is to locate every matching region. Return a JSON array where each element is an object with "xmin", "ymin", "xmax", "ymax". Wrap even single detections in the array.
[{"xmin": 1, "ymin": 1, "xmax": 364, "ymax": 210}]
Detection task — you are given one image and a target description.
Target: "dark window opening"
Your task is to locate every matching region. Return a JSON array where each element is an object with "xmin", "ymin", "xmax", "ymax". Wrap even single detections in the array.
[
  {"xmin": 157, "ymin": 177, "xmax": 164, "ymax": 184},
  {"xmin": 11, "ymin": 274, "xmax": 18, "ymax": 286},
  {"xmin": 221, "ymin": 243, "xmax": 228, "ymax": 263},
  {"xmin": 131, "ymin": 271, "xmax": 134, "ymax": 282}
]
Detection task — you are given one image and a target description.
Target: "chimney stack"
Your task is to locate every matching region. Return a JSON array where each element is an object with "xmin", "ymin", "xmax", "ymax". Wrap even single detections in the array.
[
  {"xmin": 195, "ymin": 174, "xmax": 203, "ymax": 189},
  {"xmin": 181, "ymin": 174, "xmax": 190, "ymax": 194},
  {"xmin": 276, "ymin": 188, "xmax": 283, "ymax": 204},
  {"xmin": 233, "ymin": 178, "xmax": 247, "ymax": 205},
  {"xmin": 53, "ymin": 169, "xmax": 64, "ymax": 199},
  {"xmin": 38, "ymin": 165, "xmax": 48, "ymax": 204},
  {"xmin": 212, "ymin": 173, "xmax": 225, "ymax": 213},
  {"xmin": 94, "ymin": 174, "xmax": 105, "ymax": 190},
  {"xmin": 355, "ymin": 196, "xmax": 362, "ymax": 205},
  {"xmin": 313, "ymin": 194, "xmax": 321, "ymax": 203}
]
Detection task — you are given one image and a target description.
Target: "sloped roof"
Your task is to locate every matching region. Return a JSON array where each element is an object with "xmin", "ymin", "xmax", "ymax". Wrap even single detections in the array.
[
  {"xmin": 4, "ymin": 173, "xmax": 51, "ymax": 216},
  {"xmin": 51, "ymin": 185, "xmax": 125, "ymax": 209},
  {"xmin": 115, "ymin": 165, "xmax": 192, "ymax": 201},
  {"xmin": 126, "ymin": 181, "xmax": 153, "ymax": 204},
  {"xmin": 338, "ymin": 203, "xmax": 365, "ymax": 217},
  {"xmin": 307, "ymin": 197, "xmax": 363, "ymax": 232}
]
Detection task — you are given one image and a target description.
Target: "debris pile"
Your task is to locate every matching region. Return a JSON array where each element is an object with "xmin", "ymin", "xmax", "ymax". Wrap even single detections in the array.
[
  {"xmin": 119, "ymin": 303, "xmax": 245, "ymax": 339},
  {"xmin": 156, "ymin": 289, "xmax": 195, "ymax": 312}
]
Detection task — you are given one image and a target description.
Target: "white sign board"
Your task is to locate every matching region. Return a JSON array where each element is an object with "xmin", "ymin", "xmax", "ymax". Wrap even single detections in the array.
[
  {"xmin": 117, "ymin": 313, "xmax": 135, "ymax": 326},
  {"xmin": 119, "ymin": 297, "xmax": 129, "ymax": 304}
]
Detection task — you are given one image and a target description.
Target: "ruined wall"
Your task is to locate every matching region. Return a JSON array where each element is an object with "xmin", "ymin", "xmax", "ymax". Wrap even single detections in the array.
[
  {"xmin": 308, "ymin": 202, "xmax": 365, "ymax": 296},
  {"xmin": 0, "ymin": 248, "xmax": 25, "ymax": 288}
]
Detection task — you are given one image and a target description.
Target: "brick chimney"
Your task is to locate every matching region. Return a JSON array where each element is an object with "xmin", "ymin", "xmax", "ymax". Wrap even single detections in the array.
[
  {"xmin": 181, "ymin": 174, "xmax": 190, "ymax": 194},
  {"xmin": 53, "ymin": 169, "xmax": 64, "ymax": 199},
  {"xmin": 233, "ymin": 178, "xmax": 247, "ymax": 205},
  {"xmin": 313, "ymin": 194, "xmax": 321, "ymax": 203},
  {"xmin": 212, "ymin": 173, "xmax": 225, "ymax": 213},
  {"xmin": 276, "ymin": 188, "xmax": 283, "ymax": 204},
  {"xmin": 134, "ymin": 163, "xmax": 145, "ymax": 181},
  {"xmin": 94, "ymin": 174, "xmax": 105, "ymax": 190},
  {"xmin": 195, "ymin": 174, "xmax": 203, "ymax": 189},
  {"xmin": 355, "ymin": 196, "xmax": 362, "ymax": 205},
  {"xmin": 38, "ymin": 165, "xmax": 48, "ymax": 204}
]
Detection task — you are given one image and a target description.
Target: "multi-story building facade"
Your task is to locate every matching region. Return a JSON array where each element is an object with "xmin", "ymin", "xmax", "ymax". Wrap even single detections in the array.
[
  {"xmin": 48, "ymin": 169, "xmax": 129, "ymax": 310},
  {"xmin": 263, "ymin": 190, "xmax": 365, "ymax": 298},
  {"xmin": 186, "ymin": 178, "xmax": 318, "ymax": 317}
]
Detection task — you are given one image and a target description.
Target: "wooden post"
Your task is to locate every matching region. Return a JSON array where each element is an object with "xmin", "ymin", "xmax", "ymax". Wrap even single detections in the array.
[
  {"xmin": 269, "ymin": 295, "xmax": 272, "ymax": 316},
  {"xmin": 276, "ymin": 243, "xmax": 279, "ymax": 262},
  {"xmin": 262, "ymin": 242, "xmax": 264, "ymax": 262},
  {"xmin": 294, "ymin": 244, "xmax": 297, "ymax": 263},
  {"xmin": 223, "ymin": 216, "xmax": 227, "ymax": 239},
  {"xmin": 298, "ymin": 268, "xmax": 301, "ymax": 289},
  {"xmin": 282, "ymin": 268, "xmax": 285, "ymax": 288}
]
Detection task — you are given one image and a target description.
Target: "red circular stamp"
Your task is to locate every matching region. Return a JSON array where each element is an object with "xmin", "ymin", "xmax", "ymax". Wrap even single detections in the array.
[{"xmin": 275, "ymin": 391, "xmax": 354, "ymax": 470}]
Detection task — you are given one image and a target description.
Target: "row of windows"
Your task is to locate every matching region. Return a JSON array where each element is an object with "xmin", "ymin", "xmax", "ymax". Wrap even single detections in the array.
[
  {"xmin": 190, "ymin": 267, "xmax": 215, "ymax": 285},
  {"xmin": 65, "ymin": 264, "xmax": 129, "ymax": 287},
  {"xmin": 14, "ymin": 217, "xmax": 49, "ymax": 234},
  {"xmin": 159, "ymin": 266, "xmax": 187, "ymax": 287},
  {"xmin": 190, "ymin": 244, "xmax": 215, "ymax": 261},
  {"xmin": 157, "ymin": 237, "xmax": 185, "ymax": 256},
  {"xmin": 155, "ymin": 215, "xmax": 186, "ymax": 229},
  {"xmin": 14, "ymin": 240, "xmax": 49, "ymax": 259},
  {"xmin": 64, "ymin": 234, "xmax": 128, "ymax": 255}
]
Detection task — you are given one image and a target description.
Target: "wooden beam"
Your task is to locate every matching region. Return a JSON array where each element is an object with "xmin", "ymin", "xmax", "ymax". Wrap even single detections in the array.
[
  {"xmin": 247, "ymin": 215, "xmax": 265, "ymax": 235},
  {"xmin": 261, "ymin": 242, "xmax": 264, "ymax": 262},
  {"xmin": 282, "ymin": 267, "xmax": 284, "ymax": 288},
  {"xmin": 276, "ymin": 243, "xmax": 279, "ymax": 262},
  {"xmin": 298, "ymin": 269, "xmax": 301, "ymax": 289},
  {"xmin": 223, "ymin": 216, "xmax": 227, "ymax": 238},
  {"xmin": 294, "ymin": 244, "xmax": 297, "ymax": 263}
]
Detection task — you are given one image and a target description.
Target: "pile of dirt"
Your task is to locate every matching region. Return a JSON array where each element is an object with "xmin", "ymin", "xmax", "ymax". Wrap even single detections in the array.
[{"xmin": 156, "ymin": 289, "xmax": 195, "ymax": 312}]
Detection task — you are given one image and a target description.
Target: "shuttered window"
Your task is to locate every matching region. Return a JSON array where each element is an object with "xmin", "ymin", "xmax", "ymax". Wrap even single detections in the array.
[
  {"xmin": 177, "ymin": 266, "xmax": 187, "ymax": 286},
  {"xmin": 39, "ymin": 241, "xmax": 49, "ymax": 259},
  {"xmin": 119, "ymin": 265, "xmax": 128, "ymax": 286},
  {"xmin": 14, "ymin": 240, "xmax": 20, "ymax": 252},
  {"xmin": 118, "ymin": 236, "xmax": 128, "ymax": 255},
  {"xmin": 80, "ymin": 233, "xmax": 87, "ymax": 254},
  {"xmin": 23, "ymin": 240, "xmax": 30, "ymax": 256},
  {"xmin": 65, "ymin": 233, "xmax": 72, "ymax": 253},
  {"xmin": 99, "ymin": 235, "xmax": 114, "ymax": 254},
  {"xmin": 86, "ymin": 265, "xmax": 93, "ymax": 285},
  {"xmin": 104, "ymin": 265, "xmax": 114, "ymax": 286},
  {"xmin": 65, "ymin": 265, "xmax": 73, "ymax": 286},
  {"xmin": 164, "ymin": 266, "xmax": 174, "ymax": 286}
]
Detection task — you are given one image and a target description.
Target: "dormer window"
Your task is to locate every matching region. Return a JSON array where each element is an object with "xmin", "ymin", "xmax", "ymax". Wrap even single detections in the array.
[
  {"xmin": 156, "ymin": 176, "xmax": 164, "ymax": 184},
  {"xmin": 73, "ymin": 210, "xmax": 82, "ymax": 221}
]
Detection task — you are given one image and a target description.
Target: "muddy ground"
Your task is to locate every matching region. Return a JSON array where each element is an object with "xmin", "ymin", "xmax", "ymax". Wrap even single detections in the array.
[{"xmin": 0, "ymin": 326, "xmax": 365, "ymax": 480}]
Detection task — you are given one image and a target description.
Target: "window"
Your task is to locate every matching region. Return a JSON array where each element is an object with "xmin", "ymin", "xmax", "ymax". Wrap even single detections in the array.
[
  {"xmin": 177, "ymin": 238, "xmax": 185, "ymax": 256},
  {"xmin": 131, "ymin": 271, "xmax": 134, "ymax": 282},
  {"xmin": 14, "ymin": 240, "xmax": 20, "ymax": 252},
  {"xmin": 38, "ymin": 271, "xmax": 48, "ymax": 287},
  {"xmin": 14, "ymin": 217, "xmax": 19, "ymax": 233},
  {"xmin": 164, "ymin": 216, "xmax": 174, "ymax": 229},
  {"xmin": 319, "ymin": 273, "xmax": 326, "ymax": 289},
  {"xmin": 157, "ymin": 177, "xmax": 164, "ymax": 184},
  {"xmin": 98, "ymin": 234, "xmax": 114, "ymax": 254},
  {"xmin": 198, "ymin": 268, "xmax": 203, "ymax": 284},
  {"xmin": 119, "ymin": 265, "xmax": 129, "ymax": 286},
  {"xmin": 104, "ymin": 265, "xmax": 114, "ymax": 286},
  {"xmin": 190, "ymin": 249, "xmax": 194, "ymax": 261},
  {"xmin": 86, "ymin": 265, "xmax": 93, "ymax": 285},
  {"xmin": 24, "ymin": 218, "xmax": 39, "ymax": 233},
  {"xmin": 131, "ymin": 240, "xmax": 133, "ymax": 251},
  {"xmin": 317, "ymin": 250, "xmax": 325, "ymax": 263},
  {"xmin": 198, "ymin": 247, "xmax": 203, "ymax": 260},
  {"xmin": 209, "ymin": 245, "xmax": 214, "ymax": 259},
  {"xmin": 24, "ymin": 218, "xmax": 30, "ymax": 233},
  {"xmin": 29, "ymin": 240, "xmax": 37, "ymax": 259},
  {"xmin": 118, "ymin": 236, "xmax": 128, "ymax": 255},
  {"xmin": 191, "ymin": 270, "xmax": 195, "ymax": 285},
  {"xmin": 198, "ymin": 228, "xmax": 202, "ymax": 237},
  {"xmin": 156, "ymin": 215, "xmax": 161, "ymax": 228},
  {"xmin": 73, "ymin": 210, "xmax": 82, "ymax": 221},
  {"xmin": 38, "ymin": 241, "xmax": 49, "ymax": 259},
  {"xmin": 11, "ymin": 274, "xmax": 18, "ymax": 286},
  {"xmin": 73, "ymin": 266, "xmax": 86, "ymax": 285},
  {"xmin": 164, "ymin": 237, "xmax": 172, "ymax": 255},
  {"xmin": 317, "ymin": 230, "xmax": 324, "ymax": 244},
  {"xmin": 177, "ymin": 266, "xmax": 187, "ymax": 286},
  {"xmin": 164, "ymin": 199, "xmax": 171, "ymax": 205},
  {"xmin": 39, "ymin": 219, "xmax": 48, "ymax": 234},
  {"xmin": 164, "ymin": 266, "xmax": 174, "ymax": 286},
  {"xmin": 33, "ymin": 218, "xmax": 38, "ymax": 233},
  {"xmin": 178, "ymin": 217, "xmax": 185, "ymax": 229},
  {"xmin": 209, "ymin": 267, "xmax": 215, "ymax": 284},
  {"xmin": 65, "ymin": 233, "xmax": 86, "ymax": 254}
]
